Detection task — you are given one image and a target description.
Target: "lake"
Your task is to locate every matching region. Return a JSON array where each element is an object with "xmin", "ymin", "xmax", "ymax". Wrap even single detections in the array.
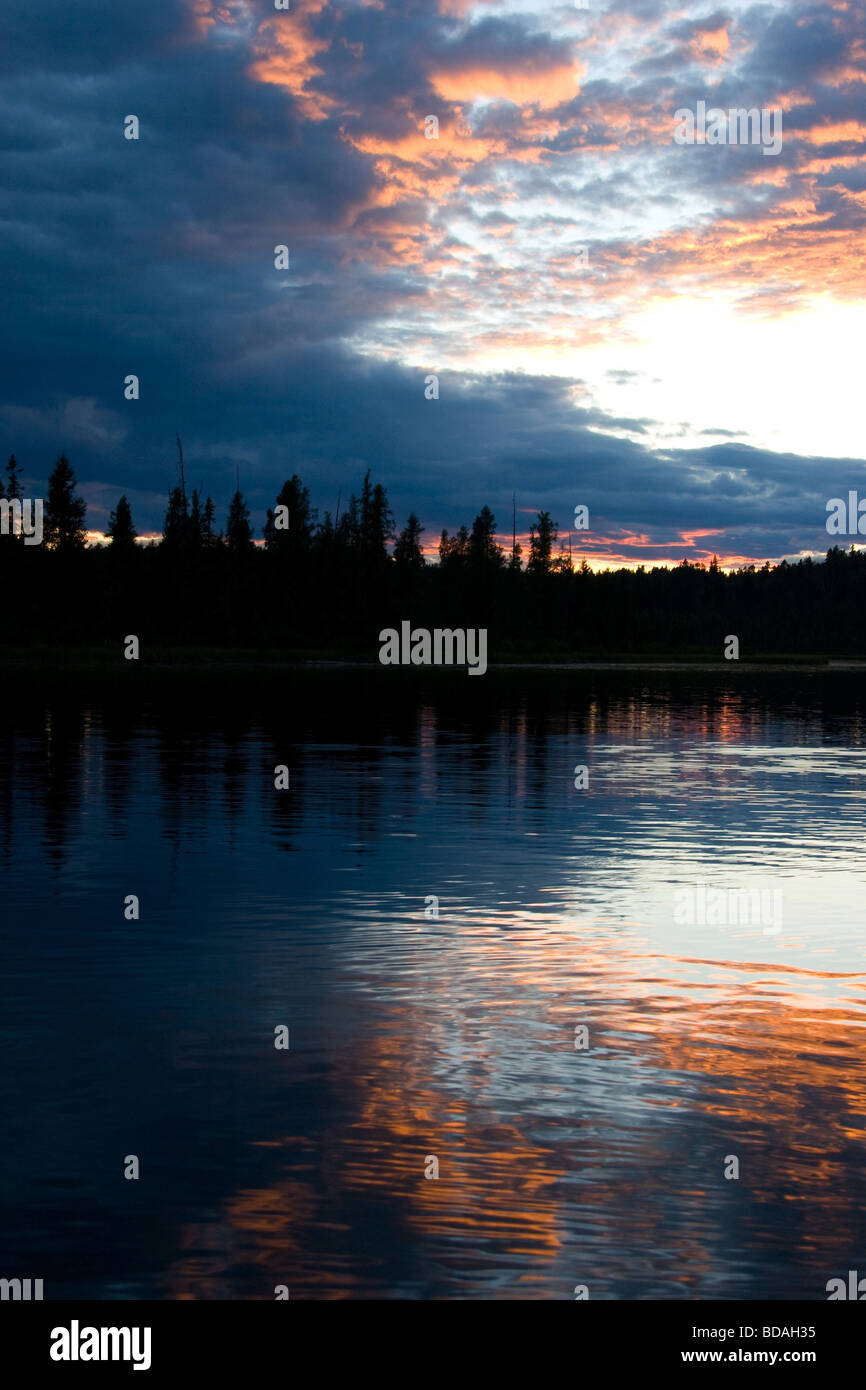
[{"xmin": 1, "ymin": 668, "xmax": 865, "ymax": 1299}]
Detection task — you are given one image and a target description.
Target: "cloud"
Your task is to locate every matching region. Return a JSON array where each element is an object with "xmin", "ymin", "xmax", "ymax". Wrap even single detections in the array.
[{"xmin": 0, "ymin": 0, "xmax": 862, "ymax": 566}]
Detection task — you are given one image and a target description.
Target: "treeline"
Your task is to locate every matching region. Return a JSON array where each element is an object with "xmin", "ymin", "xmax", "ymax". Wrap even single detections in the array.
[{"xmin": 2, "ymin": 452, "xmax": 866, "ymax": 657}]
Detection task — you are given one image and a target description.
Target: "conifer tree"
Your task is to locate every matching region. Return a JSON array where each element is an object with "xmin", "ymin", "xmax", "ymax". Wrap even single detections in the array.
[
  {"xmin": 45, "ymin": 454, "xmax": 86, "ymax": 550},
  {"xmin": 162, "ymin": 484, "xmax": 190, "ymax": 549},
  {"xmin": 527, "ymin": 511, "xmax": 558, "ymax": 575},
  {"xmin": 5, "ymin": 453, "xmax": 22, "ymax": 500},
  {"xmin": 107, "ymin": 495, "xmax": 137, "ymax": 550},
  {"xmin": 264, "ymin": 475, "xmax": 314, "ymax": 555},
  {"xmin": 394, "ymin": 514, "xmax": 425, "ymax": 569},
  {"xmin": 226, "ymin": 488, "xmax": 253, "ymax": 551},
  {"xmin": 469, "ymin": 505, "xmax": 503, "ymax": 568}
]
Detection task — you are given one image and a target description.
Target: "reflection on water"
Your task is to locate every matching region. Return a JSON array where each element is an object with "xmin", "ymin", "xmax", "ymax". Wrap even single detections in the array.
[{"xmin": 1, "ymin": 671, "xmax": 866, "ymax": 1299}]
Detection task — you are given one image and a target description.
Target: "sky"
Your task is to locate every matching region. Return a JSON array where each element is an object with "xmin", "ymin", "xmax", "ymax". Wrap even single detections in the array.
[{"xmin": 1, "ymin": 0, "xmax": 864, "ymax": 565}]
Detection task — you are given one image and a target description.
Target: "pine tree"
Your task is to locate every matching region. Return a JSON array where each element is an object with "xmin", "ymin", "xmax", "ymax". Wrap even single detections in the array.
[
  {"xmin": 361, "ymin": 475, "xmax": 394, "ymax": 561},
  {"xmin": 190, "ymin": 488, "xmax": 204, "ymax": 548},
  {"xmin": 263, "ymin": 475, "xmax": 314, "ymax": 555},
  {"xmin": 107, "ymin": 495, "xmax": 137, "ymax": 550},
  {"xmin": 162, "ymin": 484, "xmax": 190, "ymax": 549},
  {"xmin": 45, "ymin": 454, "xmax": 86, "ymax": 550},
  {"xmin": 226, "ymin": 488, "xmax": 253, "ymax": 551},
  {"xmin": 312, "ymin": 509, "xmax": 335, "ymax": 559},
  {"xmin": 5, "ymin": 454, "xmax": 22, "ymax": 500},
  {"xmin": 469, "ymin": 505, "xmax": 503, "ymax": 568},
  {"xmin": 202, "ymin": 496, "xmax": 216, "ymax": 546},
  {"xmin": 527, "ymin": 510, "xmax": 558, "ymax": 575},
  {"xmin": 339, "ymin": 494, "xmax": 361, "ymax": 550},
  {"xmin": 394, "ymin": 514, "xmax": 425, "ymax": 569}
]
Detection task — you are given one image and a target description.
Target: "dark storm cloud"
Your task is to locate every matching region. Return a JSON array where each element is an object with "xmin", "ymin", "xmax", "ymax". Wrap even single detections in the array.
[
  {"xmin": 430, "ymin": 14, "xmax": 576, "ymax": 74},
  {"xmin": 5, "ymin": 341, "xmax": 860, "ymax": 565},
  {"xmin": 0, "ymin": 0, "xmax": 198, "ymax": 76}
]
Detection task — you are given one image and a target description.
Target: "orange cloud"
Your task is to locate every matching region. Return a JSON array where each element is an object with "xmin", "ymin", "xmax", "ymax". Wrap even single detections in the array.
[
  {"xmin": 687, "ymin": 26, "xmax": 730, "ymax": 66},
  {"xmin": 249, "ymin": 6, "xmax": 335, "ymax": 121},
  {"xmin": 430, "ymin": 61, "xmax": 581, "ymax": 109},
  {"xmin": 798, "ymin": 119, "xmax": 866, "ymax": 145},
  {"xmin": 345, "ymin": 120, "xmax": 498, "ymax": 168},
  {"xmin": 437, "ymin": 0, "xmax": 499, "ymax": 13},
  {"xmin": 187, "ymin": 0, "xmax": 250, "ymax": 35}
]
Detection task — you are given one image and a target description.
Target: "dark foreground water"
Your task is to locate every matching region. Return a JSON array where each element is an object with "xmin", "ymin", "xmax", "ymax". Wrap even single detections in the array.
[{"xmin": 1, "ymin": 668, "xmax": 866, "ymax": 1300}]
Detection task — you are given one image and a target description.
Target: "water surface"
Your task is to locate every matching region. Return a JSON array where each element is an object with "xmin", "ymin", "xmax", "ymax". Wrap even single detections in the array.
[{"xmin": 1, "ymin": 670, "xmax": 865, "ymax": 1299}]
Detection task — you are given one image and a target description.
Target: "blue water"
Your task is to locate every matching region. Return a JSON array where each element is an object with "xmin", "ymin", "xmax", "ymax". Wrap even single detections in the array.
[{"xmin": 1, "ymin": 670, "xmax": 865, "ymax": 1298}]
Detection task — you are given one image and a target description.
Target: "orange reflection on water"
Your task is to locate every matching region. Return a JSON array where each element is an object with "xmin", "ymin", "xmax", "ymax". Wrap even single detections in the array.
[{"xmin": 160, "ymin": 915, "xmax": 866, "ymax": 1298}]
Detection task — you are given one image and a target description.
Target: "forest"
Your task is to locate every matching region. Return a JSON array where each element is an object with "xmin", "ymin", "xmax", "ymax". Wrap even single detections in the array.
[{"xmin": 2, "ymin": 451, "xmax": 865, "ymax": 660}]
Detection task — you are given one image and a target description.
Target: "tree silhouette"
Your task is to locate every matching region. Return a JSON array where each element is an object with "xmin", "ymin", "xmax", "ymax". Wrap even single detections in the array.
[
  {"xmin": 345, "ymin": 470, "xmax": 394, "ymax": 566},
  {"xmin": 7, "ymin": 451, "xmax": 866, "ymax": 660},
  {"xmin": 528, "ymin": 510, "xmax": 558, "ymax": 575},
  {"xmin": 202, "ymin": 495, "xmax": 217, "ymax": 546},
  {"xmin": 439, "ymin": 525, "xmax": 470, "ymax": 569},
  {"xmin": 365, "ymin": 479, "xmax": 394, "ymax": 560},
  {"xmin": 339, "ymin": 493, "xmax": 361, "ymax": 550},
  {"xmin": 45, "ymin": 454, "xmax": 86, "ymax": 550},
  {"xmin": 190, "ymin": 489, "xmax": 204, "ymax": 548},
  {"xmin": 394, "ymin": 513, "xmax": 425, "ymax": 570},
  {"xmin": 162, "ymin": 484, "xmax": 190, "ymax": 550},
  {"xmin": 5, "ymin": 453, "xmax": 22, "ymax": 500},
  {"xmin": 469, "ymin": 505, "xmax": 504, "ymax": 568},
  {"xmin": 226, "ymin": 488, "xmax": 253, "ymax": 551},
  {"xmin": 107, "ymin": 495, "xmax": 137, "ymax": 550},
  {"xmin": 264, "ymin": 475, "xmax": 314, "ymax": 557}
]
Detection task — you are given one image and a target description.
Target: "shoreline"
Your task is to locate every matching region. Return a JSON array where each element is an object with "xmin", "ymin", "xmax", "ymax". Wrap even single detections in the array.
[{"xmin": 1, "ymin": 647, "xmax": 866, "ymax": 677}]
